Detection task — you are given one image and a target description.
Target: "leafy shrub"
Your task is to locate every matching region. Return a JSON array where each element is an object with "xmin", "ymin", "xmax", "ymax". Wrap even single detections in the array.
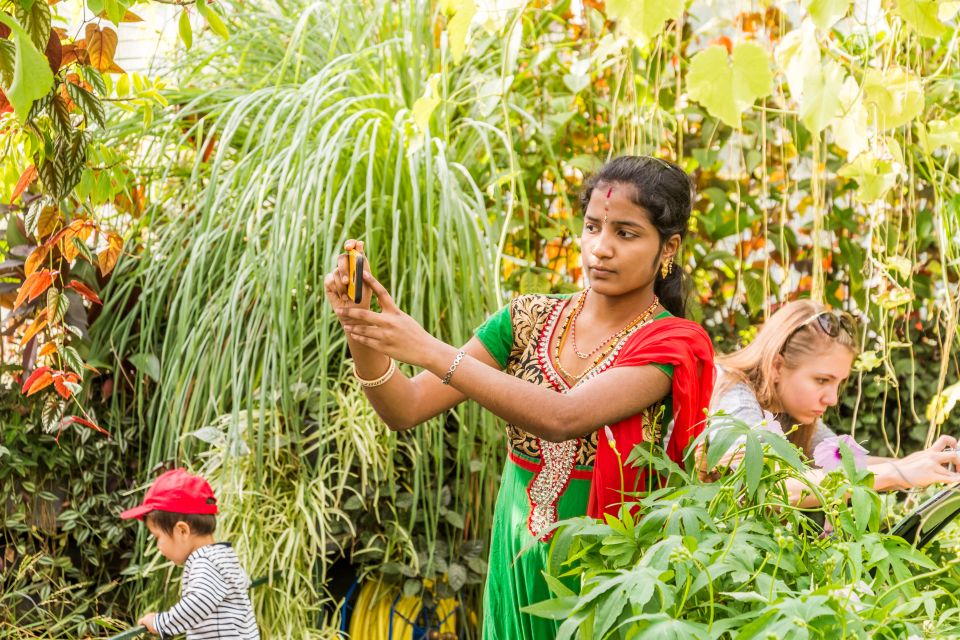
[{"xmin": 528, "ymin": 416, "xmax": 960, "ymax": 639}]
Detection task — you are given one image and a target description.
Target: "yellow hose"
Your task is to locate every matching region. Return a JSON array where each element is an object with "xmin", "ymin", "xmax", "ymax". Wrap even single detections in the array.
[{"xmin": 347, "ymin": 580, "xmax": 458, "ymax": 639}]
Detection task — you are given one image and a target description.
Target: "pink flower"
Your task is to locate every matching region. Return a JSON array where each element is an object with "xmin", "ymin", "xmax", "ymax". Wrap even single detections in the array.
[
  {"xmin": 813, "ymin": 435, "xmax": 868, "ymax": 472},
  {"xmin": 758, "ymin": 411, "xmax": 785, "ymax": 437},
  {"xmin": 603, "ymin": 425, "xmax": 617, "ymax": 449}
]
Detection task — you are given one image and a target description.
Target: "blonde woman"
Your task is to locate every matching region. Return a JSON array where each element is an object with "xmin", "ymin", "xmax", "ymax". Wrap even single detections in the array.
[{"xmin": 710, "ymin": 299, "xmax": 960, "ymax": 506}]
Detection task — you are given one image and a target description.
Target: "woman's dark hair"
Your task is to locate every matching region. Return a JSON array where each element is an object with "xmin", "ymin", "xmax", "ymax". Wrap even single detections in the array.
[
  {"xmin": 578, "ymin": 156, "xmax": 695, "ymax": 318},
  {"xmin": 146, "ymin": 509, "xmax": 217, "ymax": 536}
]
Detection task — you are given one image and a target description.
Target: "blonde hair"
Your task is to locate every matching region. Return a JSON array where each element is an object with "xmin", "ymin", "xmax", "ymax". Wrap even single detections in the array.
[{"xmin": 714, "ymin": 300, "xmax": 858, "ymax": 454}]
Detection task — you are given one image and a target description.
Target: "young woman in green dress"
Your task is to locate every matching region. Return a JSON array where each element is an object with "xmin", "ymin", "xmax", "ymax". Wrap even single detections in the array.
[{"xmin": 325, "ymin": 156, "xmax": 716, "ymax": 639}]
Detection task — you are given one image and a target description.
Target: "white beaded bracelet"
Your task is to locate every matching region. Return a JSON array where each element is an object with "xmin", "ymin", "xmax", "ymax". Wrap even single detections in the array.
[
  {"xmin": 354, "ymin": 358, "xmax": 397, "ymax": 388},
  {"xmin": 441, "ymin": 350, "xmax": 466, "ymax": 385}
]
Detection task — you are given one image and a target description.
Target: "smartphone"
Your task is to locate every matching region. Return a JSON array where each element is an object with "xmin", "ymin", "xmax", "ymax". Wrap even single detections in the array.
[{"xmin": 347, "ymin": 249, "xmax": 364, "ymax": 304}]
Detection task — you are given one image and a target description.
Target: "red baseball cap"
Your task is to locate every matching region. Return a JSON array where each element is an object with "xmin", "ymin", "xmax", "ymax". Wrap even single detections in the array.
[{"xmin": 120, "ymin": 468, "xmax": 218, "ymax": 520}]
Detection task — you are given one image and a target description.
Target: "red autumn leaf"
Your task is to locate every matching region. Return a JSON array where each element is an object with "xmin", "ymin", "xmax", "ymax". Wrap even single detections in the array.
[
  {"xmin": 13, "ymin": 270, "xmax": 58, "ymax": 310},
  {"xmin": 25, "ymin": 371, "xmax": 54, "ymax": 396},
  {"xmin": 66, "ymin": 280, "xmax": 102, "ymax": 305},
  {"xmin": 13, "ymin": 269, "xmax": 59, "ymax": 309},
  {"xmin": 11, "ymin": 165, "xmax": 37, "ymax": 203},
  {"xmin": 62, "ymin": 415, "xmax": 109, "ymax": 435},
  {"xmin": 21, "ymin": 366, "xmax": 52, "ymax": 393},
  {"xmin": 53, "ymin": 376, "xmax": 71, "ymax": 399}
]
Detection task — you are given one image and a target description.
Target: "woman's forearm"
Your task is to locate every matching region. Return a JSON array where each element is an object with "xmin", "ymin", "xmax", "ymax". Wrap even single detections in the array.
[
  {"xmin": 421, "ymin": 341, "xmax": 671, "ymax": 442},
  {"xmin": 867, "ymin": 457, "xmax": 909, "ymax": 492}
]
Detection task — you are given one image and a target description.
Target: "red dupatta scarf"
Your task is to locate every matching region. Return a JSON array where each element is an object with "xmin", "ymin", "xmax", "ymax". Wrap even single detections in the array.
[{"xmin": 587, "ymin": 316, "xmax": 715, "ymax": 519}]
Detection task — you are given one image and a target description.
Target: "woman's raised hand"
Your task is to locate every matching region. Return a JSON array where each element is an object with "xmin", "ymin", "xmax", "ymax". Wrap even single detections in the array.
[
  {"xmin": 890, "ymin": 434, "xmax": 960, "ymax": 489},
  {"xmin": 336, "ymin": 271, "xmax": 442, "ymax": 370},
  {"xmin": 324, "ymin": 239, "xmax": 373, "ymax": 311}
]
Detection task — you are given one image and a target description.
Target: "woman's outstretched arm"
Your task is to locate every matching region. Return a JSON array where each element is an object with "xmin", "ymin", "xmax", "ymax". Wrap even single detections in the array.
[{"xmin": 334, "ymin": 271, "xmax": 671, "ymax": 442}]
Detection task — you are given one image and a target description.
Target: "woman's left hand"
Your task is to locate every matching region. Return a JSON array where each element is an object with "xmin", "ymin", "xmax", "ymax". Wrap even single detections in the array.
[{"xmin": 336, "ymin": 271, "xmax": 444, "ymax": 369}]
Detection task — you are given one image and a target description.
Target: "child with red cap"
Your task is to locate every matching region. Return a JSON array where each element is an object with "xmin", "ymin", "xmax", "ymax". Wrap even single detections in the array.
[{"xmin": 121, "ymin": 468, "xmax": 259, "ymax": 639}]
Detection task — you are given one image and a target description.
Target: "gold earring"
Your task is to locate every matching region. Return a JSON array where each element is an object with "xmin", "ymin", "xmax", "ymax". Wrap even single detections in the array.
[{"xmin": 660, "ymin": 260, "xmax": 672, "ymax": 279}]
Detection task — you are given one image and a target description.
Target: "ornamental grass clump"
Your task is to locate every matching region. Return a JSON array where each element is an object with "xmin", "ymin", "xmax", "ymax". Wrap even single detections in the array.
[{"xmin": 528, "ymin": 414, "xmax": 960, "ymax": 639}]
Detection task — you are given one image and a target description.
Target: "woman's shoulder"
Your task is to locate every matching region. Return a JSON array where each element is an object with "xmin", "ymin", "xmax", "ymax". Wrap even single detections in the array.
[{"xmin": 509, "ymin": 292, "xmax": 574, "ymax": 316}]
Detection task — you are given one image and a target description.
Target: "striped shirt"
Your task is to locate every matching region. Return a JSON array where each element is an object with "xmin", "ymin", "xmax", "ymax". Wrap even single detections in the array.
[{"xmin": 155, "ymin": 543, "xmax": 259, "ymax": 640}]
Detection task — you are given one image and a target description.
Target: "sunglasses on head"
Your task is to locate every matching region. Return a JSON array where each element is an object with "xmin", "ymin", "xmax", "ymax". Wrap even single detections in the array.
[{"xmin": 798, "ymin": 311, "xmax": 856, "ymax": 339}]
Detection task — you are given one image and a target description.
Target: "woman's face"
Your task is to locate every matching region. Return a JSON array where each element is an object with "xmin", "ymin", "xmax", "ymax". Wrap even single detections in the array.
[
  {"xmin": 580, "ymin": 183, "xmax": 677, "ymax": 297},
  {"xmin": 773, "ymin": 342, "xmax": 855, "ymax": 424}
]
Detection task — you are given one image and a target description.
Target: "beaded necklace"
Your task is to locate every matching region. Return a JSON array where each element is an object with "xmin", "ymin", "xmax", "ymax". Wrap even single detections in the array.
[
  {"xmin": 553, "ymin": 292, "xmax": 660, "ymax": 381},
  {"xmin": 571, "ymin": 288, "xmax": 659, "ymax": 360}
]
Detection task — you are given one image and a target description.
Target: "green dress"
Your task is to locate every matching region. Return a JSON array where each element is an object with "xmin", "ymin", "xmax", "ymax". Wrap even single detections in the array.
[{"xmin": 474, "ymin": 294, "xmax": 672, "ymax": 640}]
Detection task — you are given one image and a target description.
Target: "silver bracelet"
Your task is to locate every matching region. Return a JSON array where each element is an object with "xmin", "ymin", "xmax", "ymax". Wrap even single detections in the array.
[
  {"xmin": 441, "ymin": 350, "xmax": 465, "ymax": 385},
  {"xmin": 354, "ymin": 358, "xmax": 396, "ymax": 388}
]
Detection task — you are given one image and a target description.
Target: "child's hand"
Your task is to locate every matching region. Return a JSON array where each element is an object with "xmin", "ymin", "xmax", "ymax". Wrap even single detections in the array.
[{"xmin": 138, "ymin": 612, "xmax": 158, "ymax": 634}]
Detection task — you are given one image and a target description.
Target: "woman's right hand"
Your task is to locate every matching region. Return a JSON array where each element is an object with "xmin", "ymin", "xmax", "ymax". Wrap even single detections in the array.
[
  {"xmin": 324, "ymin": 239, "xmax": 373, "ymax": 313},
  {"xmin": 889, "ymin": 435, "xmax": 960, "ymax": 489}
]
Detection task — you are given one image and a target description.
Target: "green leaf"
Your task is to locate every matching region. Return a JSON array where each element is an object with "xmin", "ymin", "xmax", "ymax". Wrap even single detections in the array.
[
  {"xmin": 129, "ymin": 352, "xmax": 160, "ymax": 381},
  {"xmin": 837, "ymin": 152, "xmax": 897, "ymax": 203},
  {"xmin": 66, "ymin": 83, "xmax": 105, "ymax": 127},
  {"xmin": 687, "ymin": 43, "xmax": 773, "ymax": 128},
  {"xmin": 73, "ymin": 236, "xmax": 94, "ymax": 264},
  {"xmin": 851, "ymin": 486, "xmax": 871, "ymax": 535},
  {"xmin": 862, "ymin": 67, "xmax": 924, "ymax": 131},
  {"xmin": 197, "ymin": 0, "xmax": 229, "ymax": 39},
  {"xmin": 744, "ymin": 434, "xmax": 762, "ymax": 497},
  {"xmin": 84, "ymin": 67, "xmax": 107, "ymax": 96},
  {"xmin": 896, "ymin": 0, "xmax": 946, "ymax": 37},
  {"xmin": 606, "ymin": 0, "xmax": 684, "ymax": 46},
  {"xmin": 520, "ymin": 595, "xmax": 580, "ymax": 620},
  {"xmin": 49, "ymin": 291, "xmax": 69, "ymax": 324},
  {"xmin": 103, "ymin": 0, "xmax": 130, "ymax": 26},
  {"xmin": 519, "ymin": 270, "xmax": 551, "ymax": 295},
  {"xmin": 179, "ymin": 10, "xmax": 193, "ymax": 50},
  {"xmin": 445, "ymin": 0, "xmax": 476, "ymax": 64},
  {"xmin": 447, "ymin": 562, "xmax": 467, "ymax": 590},
  {"xmin": 0, "ymin": 13, "xmax": 55, "ymax": 122},
  {"xmin": 805, "ymin": 0, "xmax": 853, "ymax": 30},
  {"xmin": 59, "ymin": 344, "xmax": 84, "ymax": 376},
  {"xmin": 14, "ymin": 0, "xmax": 51, "ymax": 51},
  {"xmin": 800, "ymin": 59, "xmax": 845, "ymax": 134},
  {"xmin": 443, "ymin": 509, "xmax": 465, "ymax": 528},
  {"xmin": 921, "ymin": 115, "xmax": 960, "ymax": 154},
  {"xmin": 0, "ymin": 39, "xmax": 15, "ymax": 87},
  {"xmin": 743, "ymin": 270, "xmax": 764, "ymax": 315}
]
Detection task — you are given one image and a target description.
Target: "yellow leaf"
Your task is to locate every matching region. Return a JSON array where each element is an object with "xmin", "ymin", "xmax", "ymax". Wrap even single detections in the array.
[
  {"xmin": 412, "ymin": 75, "xmax": 440, "ymax": 136},
  {"xmin": 606, "ymin": 0, "xmax": 684, "ymax": 46},
  {"xmin": 24, "ymin": 245, "xmax": 50, "ymax": 277},
  {"xmin": 98, "ymin": 232, "xmax": 124, "ymax": 276},
  {"xmin": 20, "ymin": 311, "xmax": 48, "ymax": 348},
  {"xmin": 445, "ymin": 0, "xmax": 476, "ymax": 63},
  {"xmin": 38, "ymin": 342, "xmax": 58, "ymax": 357},
  {"xmin": 87, "ymin": 25, "xmax": 119, "ymax": 73},
  {"xmin": 36, "ymin": 205, "xmax": 61, "ymax": 240}
]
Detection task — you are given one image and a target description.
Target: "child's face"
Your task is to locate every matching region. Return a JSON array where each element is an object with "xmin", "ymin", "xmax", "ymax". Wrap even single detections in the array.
[{"xmin": 146, "ymin": 518, "xmax": 195, "ymax": 565}]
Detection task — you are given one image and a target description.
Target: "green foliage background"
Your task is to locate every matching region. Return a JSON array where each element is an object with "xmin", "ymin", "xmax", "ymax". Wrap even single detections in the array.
[{"xmin": 3, "ymin": 0, "xmax": 960, "ymax": 637}]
